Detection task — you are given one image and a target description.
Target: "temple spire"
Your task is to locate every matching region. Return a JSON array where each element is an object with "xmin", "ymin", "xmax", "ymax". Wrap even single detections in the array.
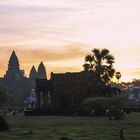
[
  {"xmin": 8, "ymin": 51, "xmax": 20, "ymax": 72},
  {"xmin": 37, "ymin": 61, "xmax": 47, "ymax": 79},
  {"xmin": 29, "ymin": 66, "xmax": 37, "ymax": 79},
  {"xmin": 5, "ymin": 51, "xmax": 23, "ymax": 79}
]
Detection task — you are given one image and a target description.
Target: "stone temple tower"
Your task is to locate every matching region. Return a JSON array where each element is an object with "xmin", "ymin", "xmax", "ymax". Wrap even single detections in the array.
[
  {"xmin": 29, "ymin": 66, "xmax": 37, "ymax": 80},
  {"xmin": 4, "ymin": 51, "xmax": 24, "ymax": 80},
  {"xmin": 37, "ymin": 62, "xmax": 47, "ymax": 79}
]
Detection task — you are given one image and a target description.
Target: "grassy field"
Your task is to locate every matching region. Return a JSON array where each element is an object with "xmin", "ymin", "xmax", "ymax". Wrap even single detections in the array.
[{"xmin": 0, "ymin": 113, "xmax": 140, "ymax": 140}]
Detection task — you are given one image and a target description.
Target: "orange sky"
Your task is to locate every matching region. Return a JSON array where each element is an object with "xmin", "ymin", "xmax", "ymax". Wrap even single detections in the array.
[{"xmin": 0, "ymin": 0, "xmax": 140, "ymax": 82}]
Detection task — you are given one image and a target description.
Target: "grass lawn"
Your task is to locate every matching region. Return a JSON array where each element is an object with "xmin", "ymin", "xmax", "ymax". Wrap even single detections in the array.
[{"xmin": 0, "ymin": 113, "xmax": 140, "ymax": 140}]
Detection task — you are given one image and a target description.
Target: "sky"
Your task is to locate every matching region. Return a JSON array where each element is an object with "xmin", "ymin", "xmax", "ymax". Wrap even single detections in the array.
[{"xmin": 0, "ymin": 0, "xmax": 140, "ymax": 82}]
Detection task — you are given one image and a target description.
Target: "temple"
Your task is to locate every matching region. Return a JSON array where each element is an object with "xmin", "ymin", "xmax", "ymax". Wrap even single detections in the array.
[
  {"xmin": 35, "ymin": 71, "xmax": 100, "ymax": 113},
  {"xmin": 29, "ymin": 66, "xmax": 37, "ymax": 80},
  {"xmin": 4, "ymin": 51, "xmax": 24, "ymax": 80},
  {"xmin": 0, "ymin": 51, "xmax": 47, "ymax": 107},
  {"xmin": 0, "ymin": 51, "xmax": 99, "ymax": 112},
  {"xmin": 37, "ymin": 62, "xmax": 47, "ymax": 79}
]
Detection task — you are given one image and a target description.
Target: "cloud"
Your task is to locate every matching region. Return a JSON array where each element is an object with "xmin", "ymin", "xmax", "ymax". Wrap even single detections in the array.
[
  {"xmin": 0, "ymin": 0, "xmax": 113, "ymax": 7},
  {"xmin": 0, "ymin": 0, "xmax": 140, "ymax": 81},
  {"xmin": 0, "ymin": 0, "xmax": 113, "ymax": 37},
  {"xmin": 0, "ymin": 43, "xmax": 87, "ymax": 76},
  {"xmin": 0, "ymin": 43, "xmax": 87, "ymax": 61}
]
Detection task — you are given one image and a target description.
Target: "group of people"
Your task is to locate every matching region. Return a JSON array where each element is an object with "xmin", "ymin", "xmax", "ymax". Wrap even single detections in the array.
[
  {"xmin": 90, "ymin": 107, "xmax": 127, "ymax": 120},
  {"xmin": 106, "ymin": 108, "xmax": 127, "ymax": 120},
  {"xmin": 3, "ymin": 108, "xmax": 25, "ymax": 116}
]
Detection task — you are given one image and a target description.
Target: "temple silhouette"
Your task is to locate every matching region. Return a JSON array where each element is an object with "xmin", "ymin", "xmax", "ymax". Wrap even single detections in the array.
[
  {"xmin": 0, "ymin": 51, "xmax": 102, "ymax": 113},
  {"xmin": 0, "ymin": 51, "xmax": 47, "ymax": 106}
]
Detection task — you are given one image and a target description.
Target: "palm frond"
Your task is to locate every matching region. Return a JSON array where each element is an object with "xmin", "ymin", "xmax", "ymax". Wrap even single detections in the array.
[
  {"xmin": 92, "ymin": 48, "xmax": 100, "ymax": 61},
  {"xmin": 85, "ymin": 54, "xmax": 93, "ymax": 62},
  {"xmin": 101, "ymin": 48, "xmax": 109, "ymax": 58}
]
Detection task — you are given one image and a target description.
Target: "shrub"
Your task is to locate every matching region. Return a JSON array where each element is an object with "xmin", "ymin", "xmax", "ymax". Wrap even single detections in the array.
[
  {"xmin": 0, "ymin": 115, "xmax": 9, "ymax": 131},
  {"xmin": 83, "ymin": 94, "xmax": 129, "ymax": 116}
]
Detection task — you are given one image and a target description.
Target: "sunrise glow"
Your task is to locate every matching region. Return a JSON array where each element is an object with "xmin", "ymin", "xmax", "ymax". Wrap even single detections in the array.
[{"xmin": 0, "ymin": 0, "xmax": 140, "ymax": 82}]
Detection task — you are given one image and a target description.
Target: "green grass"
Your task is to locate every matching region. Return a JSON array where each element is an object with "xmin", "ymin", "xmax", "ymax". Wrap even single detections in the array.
[{"xmin": 0, "ymin": 113, "xmax": 140, "ymax": 140}]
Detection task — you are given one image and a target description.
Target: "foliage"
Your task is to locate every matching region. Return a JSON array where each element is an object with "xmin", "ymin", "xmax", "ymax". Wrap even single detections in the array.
[
  {"xmin": 109, "ymin": 94, "xmax": 128, "ymax": 106},
  {"xmin": 83, "ymin": 97, "xmax": 109, "ymax": 107},
  {"xmin": 83, "ymin": 94, "xmax": 129, "ymax": 110},
  {"xmin": 132, "ymin": 79, "xmax": 140, "ymax": 86},
  {"xmin": 83, "ymin": 48, "xmax": 115, "ymax": 84},
  {"xmin": 0, "ymin": 115, "xmax": 9, "ymax": 131},
  {"xmin": 115, "ymin": 72, "xmax": 121, "ymax": 83}
]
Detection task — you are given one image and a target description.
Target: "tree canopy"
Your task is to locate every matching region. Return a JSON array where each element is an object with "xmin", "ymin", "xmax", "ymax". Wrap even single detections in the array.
[
  {"xmin": 83, "ymin": 48, "xmax": 115, "ymax": 84},
  {"xmin": 115, "ymin": 72, "xmax": 121, "ymax": 83}
]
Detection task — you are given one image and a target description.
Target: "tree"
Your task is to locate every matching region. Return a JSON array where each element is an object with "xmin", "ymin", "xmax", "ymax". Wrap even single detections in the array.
[
  {"xmin": 83, "ymin": 48, "xmax": 115, "ymax": 84},
  {"xmin": 115, "ymin": 72, "xmax": 121, "ymax": 83}
]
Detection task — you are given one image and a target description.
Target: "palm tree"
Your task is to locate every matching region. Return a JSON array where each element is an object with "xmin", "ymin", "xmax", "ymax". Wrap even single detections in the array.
[
  {"xmin": 83, "ymin": 48, "xmax": 115, "ymax": 84},
  {"xmin": 115, "ymin": 72, "xmax": 121, "ymax": 83}
]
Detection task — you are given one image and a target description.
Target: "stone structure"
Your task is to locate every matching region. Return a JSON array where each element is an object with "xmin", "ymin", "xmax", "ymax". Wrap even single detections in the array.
[
  {"xmin": 4, "ymin": 51, "xmax": 24, "ymax": 80},
  {"xmin": 36, "ymin": 71, "xmax": 100, "ymax": 112},
  {"xmin": 0, "ymin": 51, "xmax": 47, "ymax": 107},
  {"xmin": 0, "ymin": 51, "xmax": 99, "ymax": 111},
  {"xmin": 37, "ymin": 62, "xmax": 47, "ymax": 79},
  {"xmin": 29, "ymin": 66, "xmax": 37, "ymax": 80}
]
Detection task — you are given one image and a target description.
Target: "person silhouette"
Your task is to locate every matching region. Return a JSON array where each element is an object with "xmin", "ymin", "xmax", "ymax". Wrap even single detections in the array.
[
  {"xmin": 120, "ymin": 129, "xmax": 125, "ymax": 140},
  {"xmin": 91, "ymin": 108, "xmax": 95, "ymax": 118}
]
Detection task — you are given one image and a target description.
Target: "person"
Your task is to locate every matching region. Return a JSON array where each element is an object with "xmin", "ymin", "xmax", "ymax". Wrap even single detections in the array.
[
  {"xmin": 13, "ymin": 111, "xmax": 16, "ymax": 116},
  {"xmin": 91, "ymin": 108, "xmax": 95, "ymax": 118},
  {"xmin": 120, "ymin": 109, "xmax": 123, "ymax": 118},
  {"xmin": 123, "ymin": 111, "xmax": 127, "ymax": 120},
  {"xmin": 105, "ymin": 108, "xmax": 110, "ymax": 116},
  {"xmin": 120, "ymin": 129, "xmax": 125, "ymax": 140}
]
